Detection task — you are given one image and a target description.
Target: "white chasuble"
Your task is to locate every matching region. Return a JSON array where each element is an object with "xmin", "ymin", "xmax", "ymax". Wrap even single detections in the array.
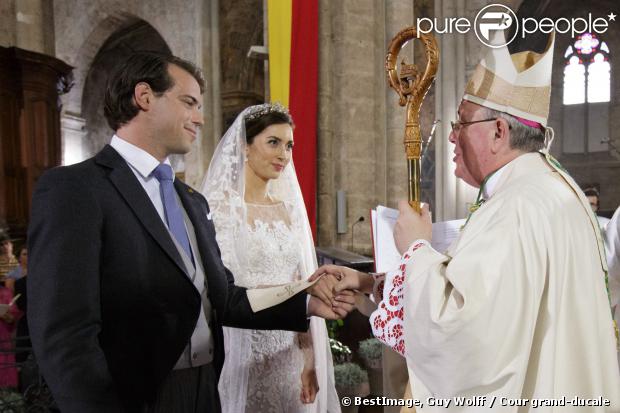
[{"xmin": 385, "ymin": 153, "xmax": 620, "ymax": 412}]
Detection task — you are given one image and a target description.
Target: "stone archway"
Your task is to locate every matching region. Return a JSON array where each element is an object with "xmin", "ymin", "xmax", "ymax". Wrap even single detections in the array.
[
  {"xmin": 81, "ymin": 20, "xmax": 171, "ymax": 157},
  {"xmin": 219, "ymin": 0, "xmax": 265, "ymax": 129}
]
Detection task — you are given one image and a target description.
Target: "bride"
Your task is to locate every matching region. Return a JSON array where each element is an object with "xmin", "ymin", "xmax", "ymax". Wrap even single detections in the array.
[{"xmin": 202, "ymin": 103, "xmax": 341, "ymax": 412}]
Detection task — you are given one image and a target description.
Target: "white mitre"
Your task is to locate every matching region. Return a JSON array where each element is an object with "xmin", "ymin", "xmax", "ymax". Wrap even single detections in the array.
[{"xmin": 463, "ymin": 31, "xmax": 555, "ymax": 127}]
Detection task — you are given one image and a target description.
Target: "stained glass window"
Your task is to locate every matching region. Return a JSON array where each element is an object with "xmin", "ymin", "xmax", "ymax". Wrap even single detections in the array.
[
  {"xmin": 588, "ymin": 53, "xmax": 611, "ymax": 103},
  {"xmin": 563, "ymin": 56, "xmax": 585, "ymax": 104},
  {"xmin": 563, "ymin": 33, "xmax": 610, "ymax": 105},
  {"xmin": 574, "ymin": 33, "xmax": 599, "ymax": 55},
  {"xmin": 562, "ymin": 34, "xmax": 611, "ymax": 154},
  {"xmin": 601, "ymin": 42, "xmax": 610, "ymax": 53}
]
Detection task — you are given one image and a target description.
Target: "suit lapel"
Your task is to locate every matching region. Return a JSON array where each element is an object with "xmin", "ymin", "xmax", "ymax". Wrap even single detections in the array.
[
  {"xmin": 176, "ymin": 181, "xmax": 233, "ymax": 312},
  {"xmin": 95, "ymin": 145, "xmax": 189, "ymax": 277}
]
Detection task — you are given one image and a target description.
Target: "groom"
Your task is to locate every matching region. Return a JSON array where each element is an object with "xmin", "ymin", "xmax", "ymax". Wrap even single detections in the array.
[{"xmin": 28, "ymin": 52, "xmax": 352, "ymax": 413}]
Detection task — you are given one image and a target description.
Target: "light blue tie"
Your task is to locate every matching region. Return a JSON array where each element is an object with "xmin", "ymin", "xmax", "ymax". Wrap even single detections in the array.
[{"xmin": 152, "ymin": 164, "xmax": 193, "ymax": 263}]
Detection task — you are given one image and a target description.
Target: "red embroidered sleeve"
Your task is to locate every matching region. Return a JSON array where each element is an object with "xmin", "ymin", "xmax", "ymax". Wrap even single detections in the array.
[
  {"xmin": 369, "ymin": 241, "xmax": 426, "ymax": 356},
  {"xmin": 371, "ymin": 273, "xmax": 386, "ymax": 302}
]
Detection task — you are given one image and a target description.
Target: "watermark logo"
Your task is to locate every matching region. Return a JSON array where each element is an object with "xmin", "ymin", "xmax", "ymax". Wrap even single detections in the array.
[
  {"xmin": 416, "ymin": 3, "xmax": 614, "ymax": 47},
  {"xmin": 474, "ymin": 4, "xmax": 518, "ymax": 48}
]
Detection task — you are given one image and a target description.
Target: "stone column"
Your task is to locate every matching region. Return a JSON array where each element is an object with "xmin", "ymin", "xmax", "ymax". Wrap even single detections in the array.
[
  {"xmin": 433, "ymin": 0, "xmax": 485, "ymax": 221},
  {"xmin": 317, "ymin": 0, "xmax": 431, "ymax": 254},
  {"xmin": 61, "ymin": 113, "xmax": 87, "ymax": 166},
  {"xmin": 0, "ymin": 1, "xmax": 17, "ymax": 48},
  {"xmin": 384, "ymin": 1, "xmax": 415, "ymax": 208},
  {"xmin": 15, "ymin": 0, "xmax": 55, "ymax": 55},
  {"xmin": 199, "ymin": 0, "xmax": 223, "ymax": 180},
  {"xmin": 318, "ymin": 0, "xmax": 393, "ymax": 254},
  {"xmin": 0, "ymin": 0, "xmax": 54, "ymax": 55}
]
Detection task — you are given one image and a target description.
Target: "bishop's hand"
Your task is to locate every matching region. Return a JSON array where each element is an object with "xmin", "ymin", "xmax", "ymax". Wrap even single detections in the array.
[{"xmin": 394, "ymin": 200, "xmax": 432, "ymax": 254}]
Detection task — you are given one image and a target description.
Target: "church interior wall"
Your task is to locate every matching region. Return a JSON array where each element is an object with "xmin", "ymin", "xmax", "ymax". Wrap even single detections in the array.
[
  {"xmin": 546, "ymin": 0, "xmax": 620, "ymax": 215},
  {"xmin": 51, "ymin": 0, "xmax": 207, "ymax": 186},
  {"xmin": 0, "ymin": 0, "xmax": 55, "ymax": 56},
  {"xmin": 317, "ymin": 0, "xmax": 416, "ymax": 255},
  {"xmin": 0, "ymin": 0, "xmax": 618, "ymax": 253}
]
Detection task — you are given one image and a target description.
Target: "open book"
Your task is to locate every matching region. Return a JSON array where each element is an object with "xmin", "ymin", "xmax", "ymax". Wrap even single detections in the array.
[{"xmin": 370, "ymin": 205, "xmax": 465, "ymax": 273}]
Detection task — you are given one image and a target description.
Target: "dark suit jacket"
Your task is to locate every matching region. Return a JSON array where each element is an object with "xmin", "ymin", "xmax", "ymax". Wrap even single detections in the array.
[{"xmin": 27, "ymin": 145, "xmax": 309, "ymax": 413}]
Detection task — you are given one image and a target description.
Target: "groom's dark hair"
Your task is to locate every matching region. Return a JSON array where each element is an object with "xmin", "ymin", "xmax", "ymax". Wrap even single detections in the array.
[{"xmin": 104, "ymin": 51, "xmax": 205, "ymax": 131}]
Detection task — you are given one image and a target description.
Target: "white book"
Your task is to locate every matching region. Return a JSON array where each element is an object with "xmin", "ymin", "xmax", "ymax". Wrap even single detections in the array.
[{"xmin": 371, "ymin": 205, "xmax": 465, "ymax": 273}]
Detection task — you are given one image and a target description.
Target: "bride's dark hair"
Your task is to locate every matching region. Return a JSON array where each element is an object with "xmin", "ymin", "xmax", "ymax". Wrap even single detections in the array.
[{"xmin": 245, "ymin": 111, "xmax": 294, "ymax": 144}]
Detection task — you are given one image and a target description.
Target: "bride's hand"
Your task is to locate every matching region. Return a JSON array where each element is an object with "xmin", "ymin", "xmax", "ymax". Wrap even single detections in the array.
[
  {"xmin": 306, "ymin": 273, "xmax": 340, "ymax": 307},
  {"xmin": 300, "ymin": 367, "xmax": 319, "ymax": 404},
  {"xmin": 311, "ymin": 265, "xmax": 374, "ymax": 295}
]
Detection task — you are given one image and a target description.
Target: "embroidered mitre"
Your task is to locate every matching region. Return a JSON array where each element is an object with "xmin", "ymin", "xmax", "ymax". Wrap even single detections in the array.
[{"xmin": 463, "ymin": 31, "xmax": 555, "ymax": 126}]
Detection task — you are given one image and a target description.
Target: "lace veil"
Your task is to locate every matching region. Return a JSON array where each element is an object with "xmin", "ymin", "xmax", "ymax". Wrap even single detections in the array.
[{"xmin": 201, "ymin": 105, "xmax": 340, "ymax": 412}]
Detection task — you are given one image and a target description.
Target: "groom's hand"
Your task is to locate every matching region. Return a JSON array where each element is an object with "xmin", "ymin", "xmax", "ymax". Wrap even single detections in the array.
[{"xmin": 308, "ymin": 290, "xmax": 355, "ymax": 320}]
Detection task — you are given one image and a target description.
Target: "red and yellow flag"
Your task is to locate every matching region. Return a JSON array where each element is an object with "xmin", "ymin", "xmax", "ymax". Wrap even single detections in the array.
[{"xmin": 268, "ymin": 0, "xmax": 319, "ymax": 236}]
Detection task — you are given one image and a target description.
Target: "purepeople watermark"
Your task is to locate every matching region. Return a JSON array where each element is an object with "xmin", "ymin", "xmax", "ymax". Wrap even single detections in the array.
[{"xmin": 416, "ymin": 3, "xmax": 616, "ymax": 48}]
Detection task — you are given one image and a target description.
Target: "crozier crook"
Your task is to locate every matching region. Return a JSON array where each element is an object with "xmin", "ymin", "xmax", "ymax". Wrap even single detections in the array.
[{"xmin": 386, "ymin": 27, "xmax": 439, "ymax": 212}]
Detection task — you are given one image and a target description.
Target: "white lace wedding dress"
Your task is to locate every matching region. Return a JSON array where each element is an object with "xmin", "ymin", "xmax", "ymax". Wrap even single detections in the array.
[
  {"xmin": 219, "ymin": 202, "xmax": 312, "ymax": 413},
  {"xmin": 204, "ymin": 104, "xmax": 340, "ymax": 413}
]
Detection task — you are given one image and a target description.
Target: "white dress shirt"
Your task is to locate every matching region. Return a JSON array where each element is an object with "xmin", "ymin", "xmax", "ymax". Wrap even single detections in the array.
[{"xmin": 110, "ymin": 135, "xmax": 172, "ymax": 224}]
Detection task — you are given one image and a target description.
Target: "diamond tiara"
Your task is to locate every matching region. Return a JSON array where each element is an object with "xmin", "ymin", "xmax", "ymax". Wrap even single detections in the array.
[{"xmin": 245, "ymin": 103, "xmax": 290, "ymax": 122}]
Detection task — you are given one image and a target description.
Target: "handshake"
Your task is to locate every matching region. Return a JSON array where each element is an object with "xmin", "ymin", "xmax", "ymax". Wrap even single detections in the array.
[
  {"xmin": 304, "ymin": 200, "xmax": 432, "ymax": 320},
  {"xmin": 305, "ymin": 265, "xmax": 376, "ymax": 321}
]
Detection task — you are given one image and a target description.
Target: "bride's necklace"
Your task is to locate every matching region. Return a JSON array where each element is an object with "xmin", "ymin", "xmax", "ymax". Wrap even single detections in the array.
[{"xmin": 245, "ymin": 192, "xmax": 278, "ymax": 205}]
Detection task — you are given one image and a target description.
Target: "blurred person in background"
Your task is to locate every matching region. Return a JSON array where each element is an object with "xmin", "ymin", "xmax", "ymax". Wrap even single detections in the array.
[
  {"xmin": 605, "ymin": 207, "xmax": 620, "ymax": 370},
  {"xmin": 0, "ymin": 231, "xmax": 18, "ymax": 286},
  {"xmin": 583, "ymin": 186, "xmax": 611, "ymax": 233},
  {"xmin": 11, "ymin": 247, "xmax": 29, "ymax": 365},
  {"xmin": 0, "ymin": 280, "xmax": 21, "ymax": 389}
]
